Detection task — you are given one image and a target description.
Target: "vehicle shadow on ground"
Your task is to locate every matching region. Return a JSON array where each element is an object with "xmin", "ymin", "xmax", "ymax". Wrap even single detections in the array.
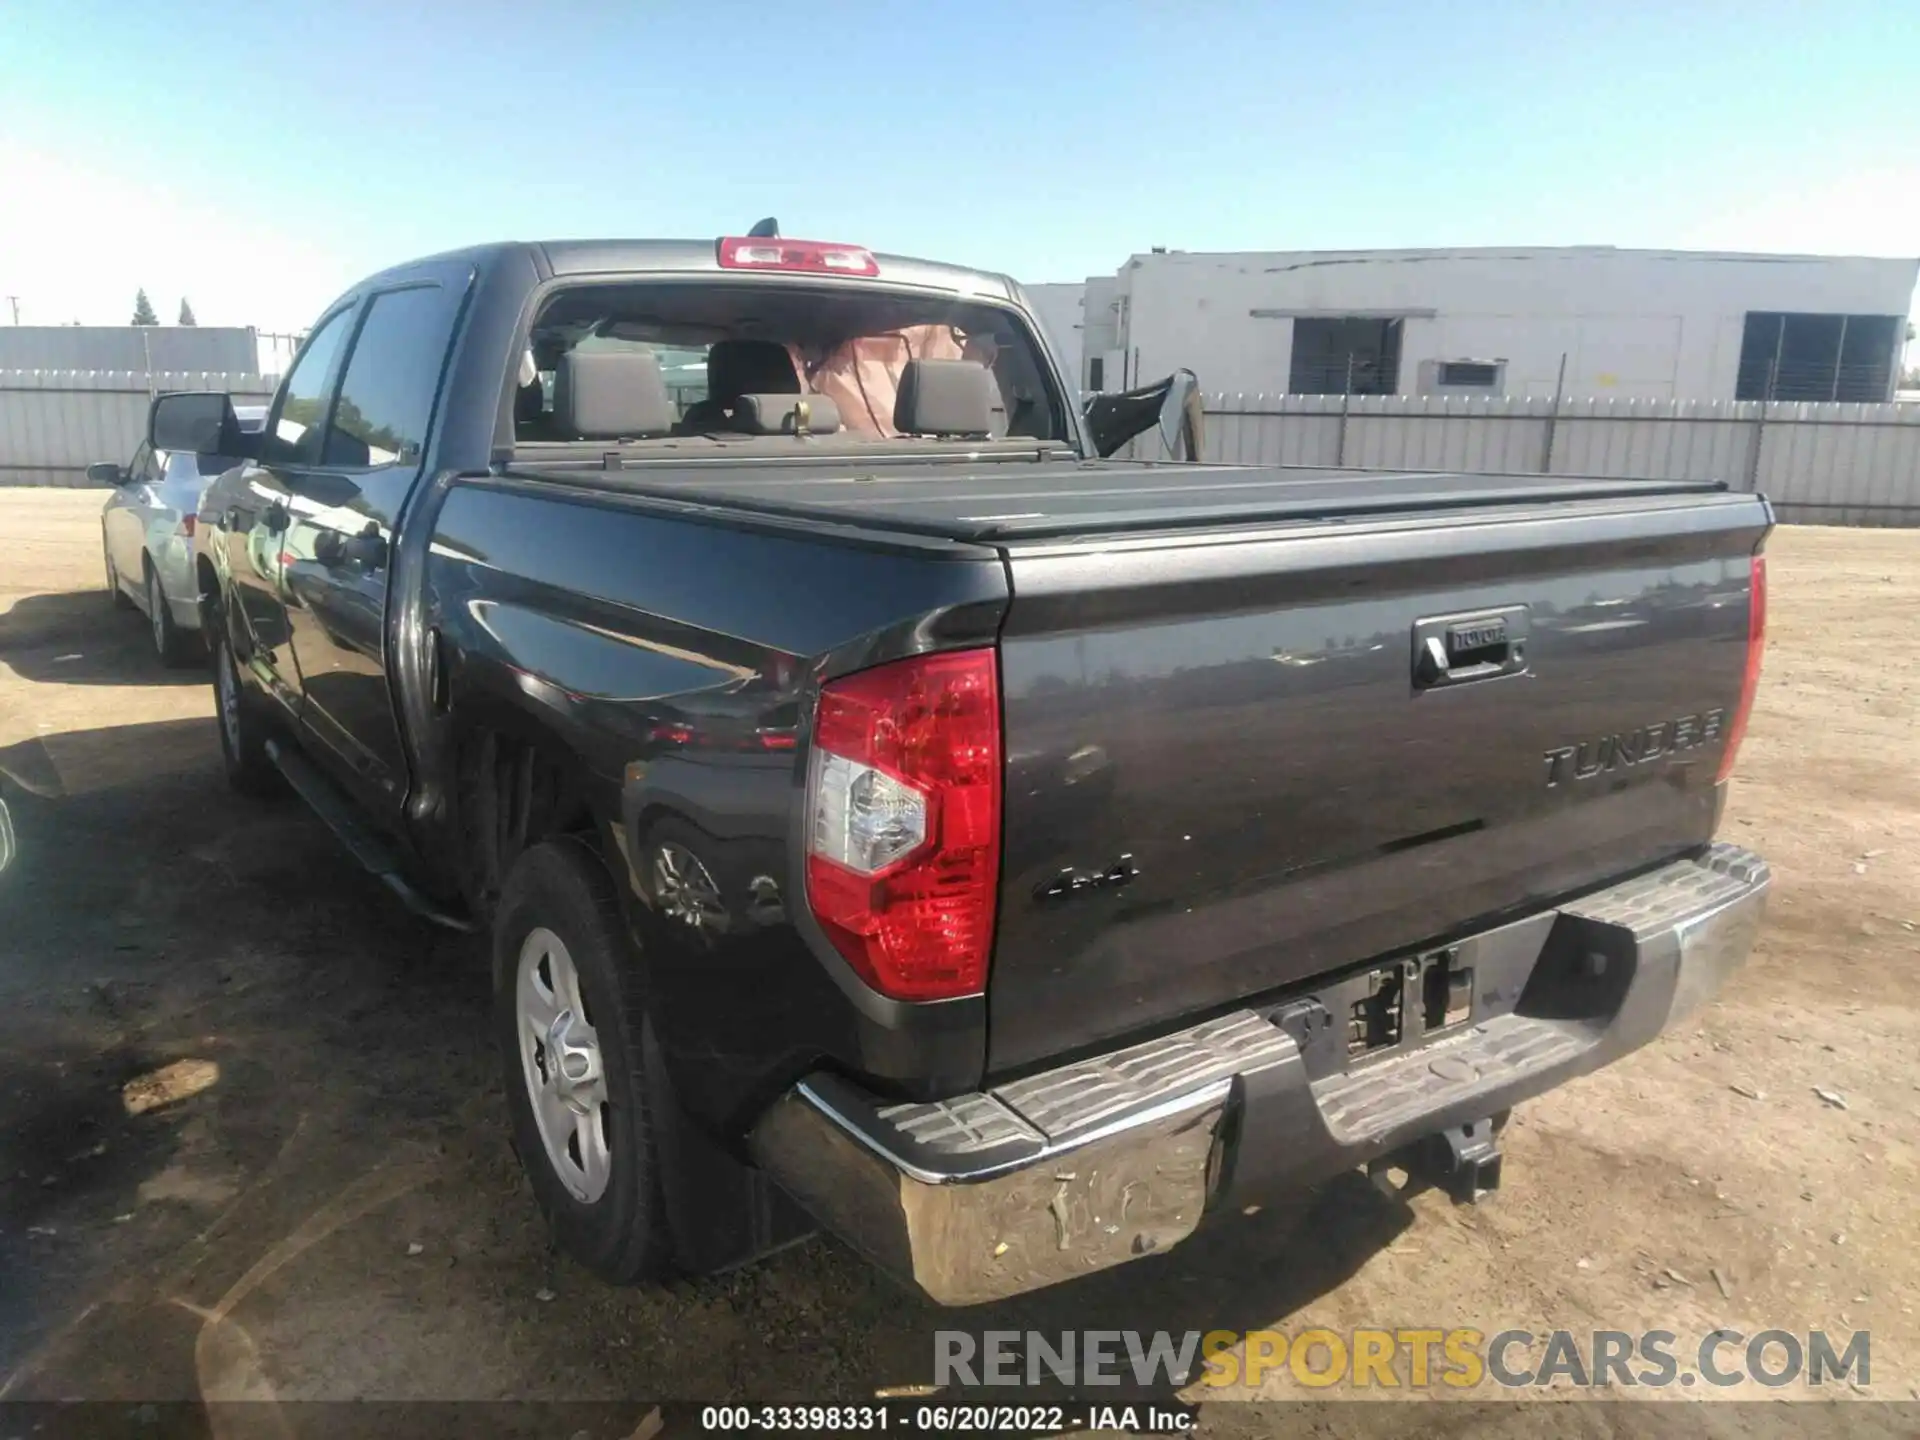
[
  {"xmin": 0, "ymin": 713, "xmax": 1419, "ymax": 1411},
  {"xmin": 0, "ymin": 727, "xmax": 482, "ymax": 1398},
  {"xmin": 0, "ymin": 717, "xmax": 215, "ymax": 798},
  {"xmin": 0, "ymin": 591, "xmax": 205, "ymax": 687}
]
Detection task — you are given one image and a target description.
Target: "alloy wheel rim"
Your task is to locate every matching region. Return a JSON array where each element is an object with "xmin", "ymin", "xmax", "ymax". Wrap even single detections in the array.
[{"xmin": 515, "ymin": 926, "xmax": 612, "ymax": 1203}]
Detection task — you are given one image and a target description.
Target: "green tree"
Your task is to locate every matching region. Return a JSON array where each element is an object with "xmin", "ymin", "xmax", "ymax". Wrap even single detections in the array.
[
  {"xmin": 177, "ymin": 298, "xmax": 197, "ymax": 325},
  {"xmin": 131, "ymin": 289, "xmax": 158, "ymax": 326}
]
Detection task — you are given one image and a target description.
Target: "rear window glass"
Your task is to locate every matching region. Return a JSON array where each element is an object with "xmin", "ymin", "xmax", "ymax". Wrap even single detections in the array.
[{"xmin": 516, "ymin": 281, "xmax": 1065, "ymax": 446}]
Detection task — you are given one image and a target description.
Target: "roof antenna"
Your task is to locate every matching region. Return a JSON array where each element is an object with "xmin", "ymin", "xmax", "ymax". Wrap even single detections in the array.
[{"xmin": 747, "ymin": 217, "xmax": 779, "ymax": 238}]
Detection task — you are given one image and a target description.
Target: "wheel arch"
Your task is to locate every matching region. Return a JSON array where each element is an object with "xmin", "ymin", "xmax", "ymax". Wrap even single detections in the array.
[{"xmin": 442, "ymin": 701, "xmax": 612, "ymax": 927}]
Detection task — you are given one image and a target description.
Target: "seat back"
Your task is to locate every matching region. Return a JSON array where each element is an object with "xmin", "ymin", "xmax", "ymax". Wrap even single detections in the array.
[
  {"xmin": 894, "ymin": 359, "xmax": 995, "ymax": 438},
  {"xmin": 553, "ymin": 350, "xmax": 674, "ymax": 440},
  {"xmin": 681, "ymin": 340, "xmax": 801, "ymax": 432}
]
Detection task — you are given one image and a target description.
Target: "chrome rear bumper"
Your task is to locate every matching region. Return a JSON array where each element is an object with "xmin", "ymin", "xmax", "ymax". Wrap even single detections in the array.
[{"xmin": 750, "ymin": 844, "xmax": 1769, "ymax": 1305}]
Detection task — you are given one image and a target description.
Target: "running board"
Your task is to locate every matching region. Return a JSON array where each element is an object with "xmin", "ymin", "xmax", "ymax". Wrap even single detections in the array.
[{"xmin": 264, "ymin": 739, "xmax": 477, "ymax": 933}]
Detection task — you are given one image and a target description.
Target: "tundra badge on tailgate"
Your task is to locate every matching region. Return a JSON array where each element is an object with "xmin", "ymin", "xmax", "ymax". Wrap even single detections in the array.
[{"xmin": 1543, "ymin": 709, "xmax": 1727, "ymax": 786}]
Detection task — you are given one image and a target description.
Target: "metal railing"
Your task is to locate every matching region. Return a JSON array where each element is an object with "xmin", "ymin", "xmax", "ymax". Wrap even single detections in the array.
[{"xmin": 1132, "ymin": 391, "xmax": 1920, "ymax": 526}]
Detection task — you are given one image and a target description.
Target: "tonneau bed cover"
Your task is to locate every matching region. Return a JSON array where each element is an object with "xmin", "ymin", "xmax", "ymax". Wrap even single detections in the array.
[{"xmin": 504, "ymin": 457, "xmax": 1731, "ymax": 542}]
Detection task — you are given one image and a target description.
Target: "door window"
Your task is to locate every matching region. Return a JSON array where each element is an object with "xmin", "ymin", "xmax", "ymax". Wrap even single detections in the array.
[
  {"xmin": 321, "ymin": 285, "xmax": 462, "ymax": 468},
  {"xmin": 265, "ymin": 306, "xmax": 355, "ymax": 466}
]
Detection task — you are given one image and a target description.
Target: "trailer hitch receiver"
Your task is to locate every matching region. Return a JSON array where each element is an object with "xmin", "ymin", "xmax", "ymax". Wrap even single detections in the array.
[
  {"xmin": 1372, "ymin": 1116, "xmax": 1505, "ymax": 1205},
  {"xmin": 1427, "ymin": 1117, "xmax": 1503, "ymax": 1203}
]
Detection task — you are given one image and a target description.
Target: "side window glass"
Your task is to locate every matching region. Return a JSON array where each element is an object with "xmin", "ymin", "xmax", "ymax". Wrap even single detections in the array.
[
  {"xmin": 128, "ymin": 441, "xmax": 153, "ymax": 484},
  {"xmin": 164, "ymin": 451, "xmax": 203, "ymax": 483},
  {"xmin": 322, "ymin": 285, "xmax": 461, "ymax": 468},
  {"xmin": 265, "ymin": 307, "xmax": 354, "ymax": 466}
]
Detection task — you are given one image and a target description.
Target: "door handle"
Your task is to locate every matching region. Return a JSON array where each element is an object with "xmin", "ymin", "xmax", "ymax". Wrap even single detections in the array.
[{"xmin": 1412, "ymin": 607, "xmax": 1530, "ymax": 689}]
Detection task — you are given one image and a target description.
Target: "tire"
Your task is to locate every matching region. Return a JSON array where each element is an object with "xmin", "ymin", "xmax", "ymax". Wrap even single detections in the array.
[
  {"xmin": 210, "ymin": 621, "xmax": 283, "ymax": 796},
  {"xmin": 104, "ymin": 537, "xmax": 134, "ymax": 610},
  {"xmin": 494, "ymin": 837, "xmax": 673, "ymax": 1284},
  {"xmin": 146, "ymin": 560, "xmax": 195, "ymax": 668}
]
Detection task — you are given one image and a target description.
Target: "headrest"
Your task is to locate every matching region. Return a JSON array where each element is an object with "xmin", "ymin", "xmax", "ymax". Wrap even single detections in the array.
[
  {"xmin": 894, "ymin": 359, "xmax": 993, "ymax": 437},
  {"xmin": 514, "ymin": 377, "xmax": 545, "ymax": 425},
  {"xmin": 731, "ymin": 393, "xmax": 842, "ymax": 436},
  {"xmin": 553, "ymin": 349, "xmax": 673, "ymax": 440},
  {"xmin": 706, "ymin": 339, "xmax": 799, "ymax": 398}
]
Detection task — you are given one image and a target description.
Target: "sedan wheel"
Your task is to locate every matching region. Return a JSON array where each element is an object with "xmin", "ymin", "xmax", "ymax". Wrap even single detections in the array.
[
  {"xmin": 210, "ymin": 627, "xmax": 283, "ymax": 796},
  {"xmin": 146, "ymin": 563, "xmax": 193, "ymax": 667}
]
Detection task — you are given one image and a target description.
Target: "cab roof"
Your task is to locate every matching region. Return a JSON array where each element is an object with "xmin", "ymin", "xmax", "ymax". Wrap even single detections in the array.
[{"xmin": 350, "ymin": 240, "xmax": 1022, "ymax": 303}]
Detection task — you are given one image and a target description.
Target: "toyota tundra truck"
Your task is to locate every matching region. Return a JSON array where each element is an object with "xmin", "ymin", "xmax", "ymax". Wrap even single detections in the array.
[{"xmin": 154, "ymin": 232, "xmax": 1771, "ymax": 1305}]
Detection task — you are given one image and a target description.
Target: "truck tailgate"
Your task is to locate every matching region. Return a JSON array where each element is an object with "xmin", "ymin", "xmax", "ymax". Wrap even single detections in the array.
[{"xmin": 988, "ymin": 490, "xmax": 1769, "ymax": 1075}]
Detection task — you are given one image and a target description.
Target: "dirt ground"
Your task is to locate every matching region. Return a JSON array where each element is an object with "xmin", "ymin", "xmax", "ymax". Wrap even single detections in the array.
[{"xmin": 0, "ymin": 489, "xmax": 1915, "ymax": 1433}]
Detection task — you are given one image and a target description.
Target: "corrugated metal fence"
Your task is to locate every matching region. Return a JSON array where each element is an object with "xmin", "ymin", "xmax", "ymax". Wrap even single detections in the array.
[
  {"xmin": 1182, "ymin": 393, "xmax": 1920, "ymax": 525},
  {"xmin": 6, "ymin": 372, "xmax": 1918, "ymax": 524},
  {"xmin": 0, "ymin": 371, "xmax": 277, "ymax": 487}
]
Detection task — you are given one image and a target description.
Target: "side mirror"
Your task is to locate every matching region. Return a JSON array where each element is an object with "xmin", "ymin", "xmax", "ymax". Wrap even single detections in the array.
[
  {"xmin": 86, "ymin": 461, "xmax": 127, "ymax": 486},
  {"xmin": 1082, "ymin": 369, "xmax": 1205, "ymax": 461},
  {"xmin": 150, "ymin": 390, "xmax": 242, "ymax": 455}
]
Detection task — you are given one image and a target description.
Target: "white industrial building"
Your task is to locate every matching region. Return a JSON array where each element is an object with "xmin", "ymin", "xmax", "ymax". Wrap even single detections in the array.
[{"xmin": 1030, "ymin": 247, "xmax": 1918, "ymax": 404}]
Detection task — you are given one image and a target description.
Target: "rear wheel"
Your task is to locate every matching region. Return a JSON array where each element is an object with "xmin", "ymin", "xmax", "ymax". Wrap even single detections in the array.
[
  {"xmin": 146, "ymin": 561, "xmax": 194, "ymax": 668},
  {"xmin": 494, "ymin": 838, "xmax": 673, "ymax": 1284},
  {"xmin": 211, "ymin": 623, "xmax": 282, "ymax": 796}
]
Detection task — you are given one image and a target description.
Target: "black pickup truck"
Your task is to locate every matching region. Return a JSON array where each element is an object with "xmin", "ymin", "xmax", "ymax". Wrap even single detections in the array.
[{"xmin": 155, "ymin": 234, "xmax": 1771, "ymax": 1305}]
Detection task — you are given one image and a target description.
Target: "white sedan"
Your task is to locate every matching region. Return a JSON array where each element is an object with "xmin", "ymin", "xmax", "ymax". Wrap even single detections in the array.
[{"xmin": 96, "ymin": 404, "xmax": 267, "ymax": 665}]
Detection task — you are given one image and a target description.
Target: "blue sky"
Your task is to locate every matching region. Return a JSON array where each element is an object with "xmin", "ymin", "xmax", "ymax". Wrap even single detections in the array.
[{"xmin": 0, "ymin": 0, "xmax": 1915, "ymax": 334}]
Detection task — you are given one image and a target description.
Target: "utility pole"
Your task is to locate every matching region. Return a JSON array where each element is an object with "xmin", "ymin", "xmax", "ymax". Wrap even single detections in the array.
[{"xmin": 4, "ymin": 296, "xmax": 18, "ymax": 325}]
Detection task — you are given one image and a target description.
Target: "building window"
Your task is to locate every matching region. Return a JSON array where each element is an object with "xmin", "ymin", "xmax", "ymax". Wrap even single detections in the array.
[
  {"xmin": 1735, "ymin": 312, "xmax": 1901, "ymax": 402},
  {"xmin": 1289, "ymin": 317, "xmax": 1402, "ymax": 395},
  {"xmin": 1436, "ymin": 361, "xmax": 1500, "ymax": 388},
  {"xmin": 1087, "ymin": 356, "xmax": 1104, "ymax": 391}
]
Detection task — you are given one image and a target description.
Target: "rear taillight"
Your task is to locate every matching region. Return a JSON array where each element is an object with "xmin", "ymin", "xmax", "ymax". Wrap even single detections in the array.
[
  {"xmin": 717, "ymin": 237, "xmax": 881, "ymax": 277},
  {"xmin": 1717, "ymin": 554, "xmax": 1767, "ymax": 783},
  {"xmin": 805, "ymin": 648, "xmax": 1001, "ymax": 1001}
]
